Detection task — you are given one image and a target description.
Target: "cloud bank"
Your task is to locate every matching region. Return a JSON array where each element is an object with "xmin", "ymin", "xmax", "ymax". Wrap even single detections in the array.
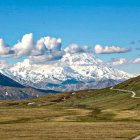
[
  {"xmin": 0, "ymin": 33, "xmax": 135, "ymax": 66},
  {"xmin": 109, "ymin": 58, "xmax": 130, "ymax": 66},
  {"xmin": 94, "ymin": 44, "xmax": 130, "ymax": 54},
  {"xmin": 0, "ymin": 33, "xmax": 89, "ymax": 64},
  {"xmin": 109, "ymin": 57, "xmax": 140, "ymax": 66},
  {"xmin": 64, "ymin": 44, "xmax": 88, "ymax": 54}
]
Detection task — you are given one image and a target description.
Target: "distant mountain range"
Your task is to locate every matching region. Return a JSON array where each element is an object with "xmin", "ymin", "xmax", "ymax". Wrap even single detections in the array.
[
  {"xmin": 0, "ymin": 52, "xmax": 133, "ymax": 92},
  {"xmin": 0, "ymin": 72, "xmax": 57, "ymax": 100}
]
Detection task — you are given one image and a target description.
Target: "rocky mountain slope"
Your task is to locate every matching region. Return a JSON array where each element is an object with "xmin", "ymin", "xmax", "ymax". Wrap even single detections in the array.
[{"xmin": 0, "ymin": 72, "xmax": 57, "ymax": 100}]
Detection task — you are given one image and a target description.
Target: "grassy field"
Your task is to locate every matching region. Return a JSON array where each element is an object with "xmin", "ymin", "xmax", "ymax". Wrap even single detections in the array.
[
  {"xmin": 1, "ymin": 122, "xmax": 140, "ymax": 140},
  {"xmin": 0, "ymin": 76, "xmax": 140, "ymax": 139}
]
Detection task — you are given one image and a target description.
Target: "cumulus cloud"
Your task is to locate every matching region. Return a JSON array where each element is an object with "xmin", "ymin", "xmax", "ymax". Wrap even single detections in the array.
[
  {"xmin": 65, "ymin": 44, "xmax": 82, "ymax": 54},
  {"xmin": 109, "ymin": 58, "xmax": 130, "ymax": 66},
  {"xmin": 133, "ymin": 58, "xmax": 140, "ymax": 64},
  {"xmin": 0, "ymin": 33, "xmax": 63, "ymax": 61},
  {"xmin": 30, "ymin": 43, "xmax": 89, "ymax": 64},
  {"xmin": 43, "ymin": 37, "xmax": 61, "ymax": 51},
  {"xmin": 0, "ymin": 33, "xmax": 89, "ymax": 65},
  {"xmin": 32, "ymin": 37, "xmax": 62, "ymax": 56},
  {"xmin": 31, "ymin": 38, "xmax": 47, "ymax": 56},
  {"xmin": 94, "ymin": 44, "xmax": 130, "ymax": 54},
  {"xmin": 30, "ymin": 36, "xmax": 63, "ymax": 63},
  {"xmin": 64, "ymin": 44, "xmax": 89, "ymax": 54},
  {"xmin": 108, "ymin": 57, "xmax": 140, "ymax": 66},
  {"xmin": 29, "ymin": 51, "xmax": 64, "ymax": 64},
  {"xmin": 0, "ymin": 33, "xmax": 134, "ymax": 66},
  {"xmin": 13, "ymin": 33, "xmax": 34, "ymax": 57}
]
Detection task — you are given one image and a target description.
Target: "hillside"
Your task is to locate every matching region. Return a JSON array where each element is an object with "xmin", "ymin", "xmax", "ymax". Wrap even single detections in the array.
[
  {"xmin": 0, "ymin": 76, "xmax": 140, "ymax": 139},
  {"xmin": 0, "ymin": 72, "xmax": 24, "ymax": 88},
  {"xmin": 1, "ymin": 75, "xmax": 140, "ymax": 119},
  {"xmin": 114, "ymin": 75, "xmax": 140, "ymax": 91},
  {"xmin": 0, "ymin": 72, "xmax": 57, "ymax": 100}
]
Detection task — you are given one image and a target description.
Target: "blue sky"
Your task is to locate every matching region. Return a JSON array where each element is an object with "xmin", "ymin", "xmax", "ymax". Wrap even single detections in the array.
[{"xmin": 0, "ymin": 0, "xmax": 140, "ymax": 74}]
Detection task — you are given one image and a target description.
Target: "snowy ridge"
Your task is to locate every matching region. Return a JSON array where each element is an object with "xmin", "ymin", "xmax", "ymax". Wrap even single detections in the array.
[{"xmin": 1, "ymin": 53, "xmax": 133, "ymax": 91}]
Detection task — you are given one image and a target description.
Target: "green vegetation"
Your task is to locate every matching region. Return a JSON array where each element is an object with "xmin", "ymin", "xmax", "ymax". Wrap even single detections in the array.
[
  {"xmin": 0, "ymin": 76, "xmax": 140, "ymax": 139},
  {"xmin": 115, "ymin": 75, "xmax": 140, "ymax": 91}
]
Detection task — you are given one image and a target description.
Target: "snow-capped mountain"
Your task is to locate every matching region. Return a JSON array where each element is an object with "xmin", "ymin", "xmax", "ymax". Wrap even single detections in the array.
[{"xmin": 1, "ymin": 52, "xmax": 133, "ymax": 91}]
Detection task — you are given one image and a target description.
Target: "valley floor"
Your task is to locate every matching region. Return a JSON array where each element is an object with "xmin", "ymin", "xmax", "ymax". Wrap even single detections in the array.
[
  {"xmin": 0, "ymin": 121, "xmax": 140, "ymax": 140},
  {"xmin": 0, "ymin": 80, "xmax": 140, "ymax": 140}
]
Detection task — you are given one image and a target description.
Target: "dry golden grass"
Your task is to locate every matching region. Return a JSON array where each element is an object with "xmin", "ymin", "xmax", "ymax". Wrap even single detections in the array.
[
  {"xmin": 115, "ymin": 110, "xmax": 140, "ymax": 120},
  {"xmin": 0, "ymin": 107, "xmax": 140, "ymax": 140},
  {"xmin": 0, "ymin": 107, "xmax": 91, "ymax": 123},
  {"xmin": 0, "ymin": 122, "xmax": 140, "ymax": 140}
]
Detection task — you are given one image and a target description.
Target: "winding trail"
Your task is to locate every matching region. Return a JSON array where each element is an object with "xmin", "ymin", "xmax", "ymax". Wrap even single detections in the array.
[
  {"xmin": 110, "ymin": 87, "xmax": 140, "ymax": 99},
  {"xmin": 132, "ymin": 135, "xmax": 140, "ymax": 140},
  {"xmin": 110, "ymin": 87, "xmax": 140, "ymax": 139}
]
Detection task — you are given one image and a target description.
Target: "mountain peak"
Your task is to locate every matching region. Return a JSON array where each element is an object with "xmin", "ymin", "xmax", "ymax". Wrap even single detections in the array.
[{"xmin": 1, "ymin": 52, "xmax": 133, "ymax": 91}]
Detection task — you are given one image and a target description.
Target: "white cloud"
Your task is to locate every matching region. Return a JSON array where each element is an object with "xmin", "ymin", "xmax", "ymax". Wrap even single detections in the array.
[
  {"xmin": 64, "ymin": 44, "xmax": 88, "ymax": 54},
  {"xmin": 44, "ymin": 37, "xmax": 61, "ymax": 51},
  {"xmin": 133, "ymin": 58, "xmax": 140, "ymax": 63},
  {"xmin": 13, "ymin": 33, "xmax": 34, "ymax": 57},
  {"xmin": 0, "ymin": 33, "xmax": 89, "ymax": 63},
  {"xmin": 109, "ymin": 57, "xmax": 140, "ymax": 66},
  {"xmin": 33, "ymin": 36, "xmax": 62, "ymax": 56},
  {"xmin": 0, "ymin": 34, "xmax": 62, "ymax": 60},
  {"xmin": 29, "ymin": 51, "xmax": 64, "ymax": 64},
  {"xmin": 109, "ymin": 58, "xmax": 130, "ymax": 66},
  {"xmin": 94, "ymin": 44, "xmax": 130, "ymax": 54},
  {"xmin": 32, "ymin": 38, "xmax": 47, "ymax": 56},
  {"xmin": 0, "ymin": 33, "xmax": 134, "ymax": 66},
  {"xmin": 29, "ymin": 36, "xmax": 63, "ymax": 63}
]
